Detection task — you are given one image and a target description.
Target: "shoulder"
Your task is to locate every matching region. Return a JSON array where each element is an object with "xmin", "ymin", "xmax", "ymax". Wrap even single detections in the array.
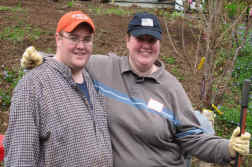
[
  {"xmin": 86, "ymin": 53, "xmax": 122, "ymax": 82},
  {"xmin": 156, "ymin": 67, "xmax": 192, "ymax": 105},
  {"xmin": 87, "ymin": 53, "xmax": 121, "ymax": 72},
  {"xmin": 159, "ymin": 68, "xmax": 184, "ymax": 90},
  {"xmin": 38, "ymin": 51, "xmax": 54, "ymax": 58},
  {"xmin": 88, "ymin": 53, "xmax": 120, "ymax": 65},
  {"xmin": 16, "ymin": 63, "xmax": 51, "ymax": 90}
]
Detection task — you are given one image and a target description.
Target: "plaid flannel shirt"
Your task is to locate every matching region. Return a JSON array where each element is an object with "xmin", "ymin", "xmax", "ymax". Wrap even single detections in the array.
[{"xmin": 4, "ymin": 58, "xmax": 113, "ymax": 167}]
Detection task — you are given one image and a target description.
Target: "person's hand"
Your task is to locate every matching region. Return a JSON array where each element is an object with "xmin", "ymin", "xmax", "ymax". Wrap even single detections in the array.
[
  {"xmin": 228, "ymin": 127, "xmax": 251, "ymax": 157},
  {"xmin": 21, "ymin": 46, "xmax": 43, "ymax": 69}
]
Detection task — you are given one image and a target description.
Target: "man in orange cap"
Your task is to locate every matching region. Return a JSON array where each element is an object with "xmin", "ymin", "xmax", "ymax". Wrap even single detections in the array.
[{"xmin": 3, "ymin": 11, "xmax": 112, "ymax": 167}]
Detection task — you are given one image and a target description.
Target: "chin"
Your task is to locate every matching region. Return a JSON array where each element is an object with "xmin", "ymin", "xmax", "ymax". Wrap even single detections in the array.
[
  {"xmin": 72, "ymin": 65, "xmax": 85, "ymax": 72},
  {"xmin": 139, "ymin": 61, "xmax": 151, "ymax": 67},
  {"xmin": 72, "ymin": 62, "xmax": 86, "ymax": 69}
]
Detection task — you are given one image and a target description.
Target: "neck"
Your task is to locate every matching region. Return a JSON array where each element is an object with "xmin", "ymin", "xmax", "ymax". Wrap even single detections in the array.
[
  {"xmin": 135, "ymin": 65, "xmax": 157, "ymax": 76},
  {"xmin": 129, "ymin": 59, "xmax": 158, "ymax": 76},
  {"xmin": 72, "ymin": 70, "xmax": 84, "ymax": 83},
  {"xmin": 55, "ymin": 53, "xmax": 84, "ymax": 83}
]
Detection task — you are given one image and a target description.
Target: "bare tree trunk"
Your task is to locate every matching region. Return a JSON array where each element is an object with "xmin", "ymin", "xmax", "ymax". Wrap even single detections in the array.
[{"xmin": 165, "ymin": 0, "xmax": 252, "ymax": 109}]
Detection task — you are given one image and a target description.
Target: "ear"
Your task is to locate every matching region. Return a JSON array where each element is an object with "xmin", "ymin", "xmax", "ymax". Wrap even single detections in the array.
[
  {"xmin": 126, "ymin": 35, "xmax": 130, "ymax": 49},
  {"xmin": 55, "ymin": 32, "xmax": 62, "ymax": 47},
  {"xmin": 55, "ymin": 32, "xmax": 60, "ymax": 42}
]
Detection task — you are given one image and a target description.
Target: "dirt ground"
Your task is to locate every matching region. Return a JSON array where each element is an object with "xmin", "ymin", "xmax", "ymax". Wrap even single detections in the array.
[
  {"xmin": 0, "ymin": 0, "xmax": 246, "ymax": 166},
  {"xmin": 0, "ymin": 0, "xmax": 204, "ymax": 106}
]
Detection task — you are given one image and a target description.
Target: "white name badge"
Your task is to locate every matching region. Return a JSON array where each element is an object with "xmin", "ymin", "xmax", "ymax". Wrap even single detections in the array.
[{"xmin": 147, "ymin": 98, "xmax": 163, "ymax": 113}]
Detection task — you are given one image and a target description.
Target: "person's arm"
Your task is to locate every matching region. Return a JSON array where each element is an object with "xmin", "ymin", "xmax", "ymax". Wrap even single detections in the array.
[
  {"xmin": 3, "ymin": 75, "xmax": 41, "ymax": 166},
  {"xmin": 170, "ymin": 83, "xmax": 250, "ymax": 164}
]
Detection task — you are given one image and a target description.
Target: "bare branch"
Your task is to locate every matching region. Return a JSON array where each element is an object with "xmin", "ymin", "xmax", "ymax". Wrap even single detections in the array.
[{"xmin": 164, "ymin": 19, "xmax": 184, "ymax": 59}]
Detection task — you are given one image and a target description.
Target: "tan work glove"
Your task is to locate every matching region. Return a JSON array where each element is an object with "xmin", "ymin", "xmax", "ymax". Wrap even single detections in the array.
[
  {"xmin": 21, "ymin": 46, "xmax": 43, "ymax": 69},
  {"xmin": 228, "ymin": 127, "xmax": 251, "ymax": 157}
]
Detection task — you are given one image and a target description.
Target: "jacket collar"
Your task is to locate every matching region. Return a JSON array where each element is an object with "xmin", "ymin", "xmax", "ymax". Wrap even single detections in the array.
[{"xmin": 119, "ymin": 55, "xmax": 164, "ymax": 84}]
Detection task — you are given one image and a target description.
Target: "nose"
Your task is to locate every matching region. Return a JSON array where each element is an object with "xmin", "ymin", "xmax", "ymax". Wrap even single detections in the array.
[
  {"xmin": 141, "ymin": 41, "xmax": 152, "ymax": 49},
  {"xmin": 75, "ymin": 41, "xmax": 86, "ymax": 49}
]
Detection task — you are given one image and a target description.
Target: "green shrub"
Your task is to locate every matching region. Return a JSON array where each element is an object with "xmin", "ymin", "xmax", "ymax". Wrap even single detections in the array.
[
  {"xmin": 0, "ymin": 68, "xmax": 24, "ymax": 111},
  {"xmin": 232, "ymin": 41, "xmax": 252, "ymax": 88}
]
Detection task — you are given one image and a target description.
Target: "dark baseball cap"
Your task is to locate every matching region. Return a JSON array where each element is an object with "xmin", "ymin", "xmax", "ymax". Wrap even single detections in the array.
[{"xmin": 127, "ymin": 12, "xmax": 162, "ymax": 40}]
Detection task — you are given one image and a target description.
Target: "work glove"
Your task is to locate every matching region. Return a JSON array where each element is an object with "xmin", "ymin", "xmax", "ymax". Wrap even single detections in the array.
[
  {"xmin": 21, "ymin": 46, "xmax": 43, "ymax": 69},
  {"xmin": 228, "ymin": 127, "xmax": 251, "ymax": 157}
]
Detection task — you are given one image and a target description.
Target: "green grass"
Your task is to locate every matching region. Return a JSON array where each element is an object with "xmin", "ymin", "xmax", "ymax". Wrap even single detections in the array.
[
  {"xmin": 0, "ymin": 24, "xmax": 45, "ymax": 43},
  {"xmin": 211, "ymin": 33, "xmax": 252, "ymax": 149},
  {"xmin": 90, "ymin": 6, "xmax": 167, "ymax": 17},
  {"xmin": 232, "ymin": 48, "xmax": 252, "ymax": 88},
  {"xmin": 157, "ymin": 10, "xmax": 170, "ymax": 17},
  {"xmin": 0, "ymin": 3, "xmax": 45, "ymax": 43},
  {"xmin": 161, "ymin": 56, "xmax": 176, "ymax": 65},
  {"xmin": 224, "ymin": 1, "xmax": 247, "ymax": 19},
  {"xmin": 0, "ymin": 5, "xmax": 23, "ymax": 12},
  {"xmin": 170, "ymin": 66, "xmax": 185, "ymax": 81},
  {"xmin": 170, "ymin": 11, "xmax": 184, "ymax": 18},
  {"xmin": 104, "ymin": 7, "xmax": 130, "ymax": 15},
  {"xmin": 92, "ymin": 7, "xmax": 131, "ymax": 16},
  {"xmin": 0, "ymin": 68, "xmax": 24, "ymax": 112},
  {"xmin": 67, "ymin": 0, "xmax": 75, "ymax": 8},
  {"xmin": 216, "ymin": 27, "xmax": 252, "ymax": 136},
  {"xmin": 216, "ymin": 86, "xmax": 252, "ymax": 141},
  {"xmin": 46, "ymin": 47, "xmax": 54, "ymax": 53}
]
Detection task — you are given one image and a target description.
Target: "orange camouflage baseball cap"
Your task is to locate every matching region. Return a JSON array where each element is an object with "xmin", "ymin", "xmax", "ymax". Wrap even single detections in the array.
[{"xmin": 56, "ymin": 11, "xmax": 95, "ymax": 33}]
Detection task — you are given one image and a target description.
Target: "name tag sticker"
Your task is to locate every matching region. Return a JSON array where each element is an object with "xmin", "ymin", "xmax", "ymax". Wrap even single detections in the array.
[{"xmin": 147, "ymin": 98, "xmax": 163, "ymax": 113}]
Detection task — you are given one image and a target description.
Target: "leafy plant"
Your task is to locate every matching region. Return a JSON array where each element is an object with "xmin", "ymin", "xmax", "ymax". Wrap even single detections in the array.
[
  {"xmin": 94, "ymin": 7, "xmax": 103, "ymax": 15},
  {"xmin": 67, "ymin": 0, "xmax": 75, "ymax": 8},
  {"xmin": 93, "ymin": 7, "xmax": 130, "ymax": 16},
  {"xmin": 232, "ymin": 29, "xmax": 252, "ymax": 88},
  {"xmin": 104, "ymin": 8, "xmax": 129, "ymax": 16},
  {"xmin": 218, "ymin": 101, "xmax": 252, "ymax": 132},
  {"xmin": 170, "ymin": 66, "xmax": 184, "ymax": 81},
  {"xmin": 0, "ymin": 23, "xmax": 44, "ymax": 43},
  {"xmin": 225, "ymin": 2, "xmax": 238, "ymax": 18},
  {"xmin": 0, "ymin": 5, "xmax": 23, "ymax": 12},
  {"xmin": 0, "ymin": 68, "xmax": 24, "ymax": 111},
  {"xmin": 224, "ymin": 1, "xmax": 247, "ymax": 19},
  {"xmin": 0, "ymin": 26, "xmax": 25, "ymax": 42},
  {"xmin": 0, "ymin": 91, "xmax": 11, "ymax": 109},
  {"xmin": 157, "ymin": 10, "xmax": 170, "ymax": 17},
  {"xmin": 170, "ymin": 11, "xmax": 184, "ymax": 18},
  {"xmin": 216, "ymin": 82, "xmax": 252, "ymax": 142},
  {"xmin": 161, "ymin": 56, "xmax": 176, "ymax": 64}
]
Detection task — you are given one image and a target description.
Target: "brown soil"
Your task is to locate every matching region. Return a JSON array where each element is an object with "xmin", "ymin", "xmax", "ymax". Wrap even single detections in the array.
[
  {"xmin": 0, "ymin": 0, "xmax": 203, "ymax": 107},
  {"xmin": 0, "ymin": 0, "xmax": 245, "ymax": 166}
]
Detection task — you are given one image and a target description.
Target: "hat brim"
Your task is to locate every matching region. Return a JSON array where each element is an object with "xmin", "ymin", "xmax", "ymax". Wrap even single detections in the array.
[{"xmin": 131, "ymin": 29, "xmax": 161, "ymax": 40}]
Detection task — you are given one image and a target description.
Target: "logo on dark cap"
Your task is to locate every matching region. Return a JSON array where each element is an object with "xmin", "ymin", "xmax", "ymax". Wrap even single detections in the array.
[
  {"xmin": 127, "ymin": 12, "xmax": 162, "ymax": 40},
  {"xmin": 141, "ymin": 18, "xmax": 154, "ymax": 27}
]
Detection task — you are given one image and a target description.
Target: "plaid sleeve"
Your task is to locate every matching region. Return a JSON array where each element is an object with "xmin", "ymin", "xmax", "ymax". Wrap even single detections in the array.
[{"xmin": 4, "ymin": 76, "xmax": 41, "ymax": 167}]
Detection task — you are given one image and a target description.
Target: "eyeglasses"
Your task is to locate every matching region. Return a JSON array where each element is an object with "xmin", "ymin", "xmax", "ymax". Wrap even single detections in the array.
[{"xmin": 60, "ymin": 32, "xmax": 93, "ymax": 45}]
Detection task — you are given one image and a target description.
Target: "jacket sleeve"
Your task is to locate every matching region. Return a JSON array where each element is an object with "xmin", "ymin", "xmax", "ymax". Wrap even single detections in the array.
[
  {"xmin": 3, "ymin": 74, "xmax": 41, "ymax": 166},
  {"xmin": 171, "ymin": 82, "xmax": 233, "ymax": 164}
]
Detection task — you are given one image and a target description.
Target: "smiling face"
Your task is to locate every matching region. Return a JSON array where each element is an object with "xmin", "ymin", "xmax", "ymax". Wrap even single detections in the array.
[
  {"xmin": 55, "ymin": 23, "xmax": 94, "ymax": 73},
  {"xmin": 126, "ymin": 34, "xmax": 160, "ymax": 75}
]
